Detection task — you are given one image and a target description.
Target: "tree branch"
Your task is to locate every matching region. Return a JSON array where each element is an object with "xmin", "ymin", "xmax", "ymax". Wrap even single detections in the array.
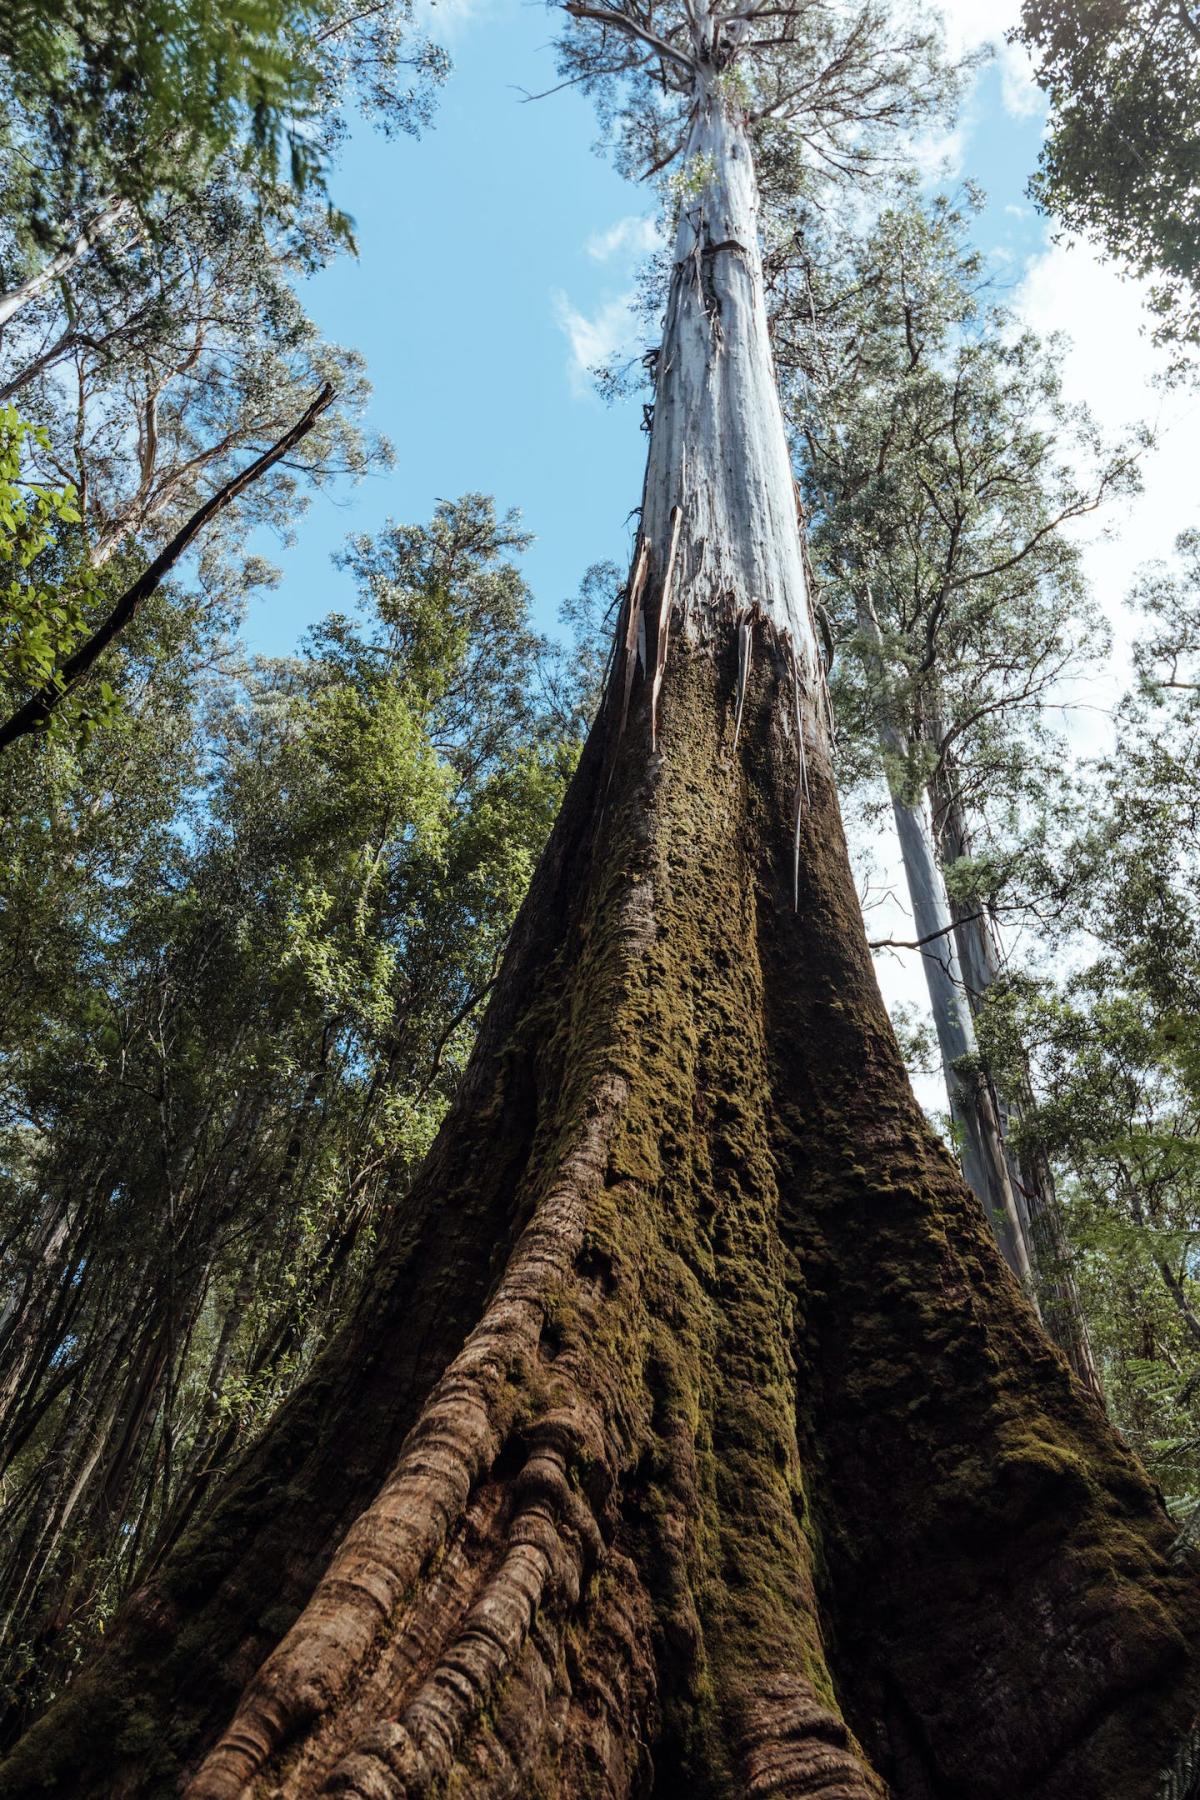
[
  {"xmin": 869, "ymin": 910, "xmax": 988, "ymax": 953},
  {"xmin": 0, "ymin": 383, "xmax": 336, "ymax": 752},
  {"xmin": 562, "ymin": 2, "xmax": 697, "ymax": 72}
]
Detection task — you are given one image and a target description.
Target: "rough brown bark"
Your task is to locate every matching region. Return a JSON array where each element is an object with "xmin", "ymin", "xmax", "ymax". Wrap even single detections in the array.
[{"xmin": 2, "ymin": 615, "xmax": 1198, "ymax": 1799}]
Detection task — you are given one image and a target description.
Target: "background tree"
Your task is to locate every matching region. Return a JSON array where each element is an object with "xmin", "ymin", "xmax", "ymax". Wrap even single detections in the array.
[
  {"xmin": 977, "ymin": 528, "xmax": 1200, "ymax": 1510},
  {"xmin": 0, "ymin": 0, "xmax": 447, "ymax": 741},
  {"xmin": 0, "ymin": 0, "xmax": 447, "ymax": 324},
  {"xmin": 1014, "ymin": 0, "xmax": 1200, "ymax": 357},
  {"xmin": 0, "ymin": 494, "xmax": 584, "ymax": 1724}
]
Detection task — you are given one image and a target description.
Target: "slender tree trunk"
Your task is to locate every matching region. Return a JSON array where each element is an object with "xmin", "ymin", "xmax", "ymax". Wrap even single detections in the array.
[
  {"xmin": 0, "ymin": 201, "xmax": 133, "ymax": 334},
  {"xmin": 929, "ymin": 761, "xmax": 1103, "ymax": 1398},
  {"xmin": 854, "ymin": 596, "xmax": 1035, "ymax": 1290},
  {"xmin": 2, "ymin": 70, "xmax": 1198, "ymax": 1800}
]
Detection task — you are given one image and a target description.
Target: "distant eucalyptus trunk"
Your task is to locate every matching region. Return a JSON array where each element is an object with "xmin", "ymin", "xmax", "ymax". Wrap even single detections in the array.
[
  {"xmin": 855, "ymin": 594, "xmax": 1035, "ymax": 1291},
  {"xmin": 930, "ymin": 756, "xmax": 1103, "ymax": 1399},
  {"xmin": 2, "ymin": 55, "xmax": 1197, "ymax": 1800}
]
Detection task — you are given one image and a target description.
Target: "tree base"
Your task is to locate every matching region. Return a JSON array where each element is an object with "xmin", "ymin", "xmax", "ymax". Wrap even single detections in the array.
[{"xmin": 2, "ymin": 629, "xmax": 1197, "ymax": 1798}]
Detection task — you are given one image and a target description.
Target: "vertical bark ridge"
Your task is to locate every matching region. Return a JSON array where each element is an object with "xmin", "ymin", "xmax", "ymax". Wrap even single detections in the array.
[
  {"xmin": 1, "ymin": 615, "xmax": 1199, "ymax": 1800},
  {"xmin": 172, "ymin": 612, "xmax": 879, "ymax": 1799},
  {"xmin": 184, "ymin": 1079, "xmax": 633, "ymax": 1797},
  {"xmin": 737, "ymin": 1676, "xmax": 880, "ymax": 1798}
]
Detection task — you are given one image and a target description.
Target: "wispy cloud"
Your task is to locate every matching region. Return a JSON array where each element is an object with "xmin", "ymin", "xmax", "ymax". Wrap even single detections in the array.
[
  {"xmin": 415, "ymin": 0, "xmax": 489, "ymax": 44},
  {"xmin": 908, "ymin": 123, "xmax": 967, "ymax": 184},
  {"xmin": 585, "ymin": 215, "xmax": 661, "ymax": 263},
  {"xmin": 552, "ymin": 289, "xmax": 637, "ymax": 398},
  {"xmin": 934, "ymin": 0, "xmax": 1045, "ymax": 124}
]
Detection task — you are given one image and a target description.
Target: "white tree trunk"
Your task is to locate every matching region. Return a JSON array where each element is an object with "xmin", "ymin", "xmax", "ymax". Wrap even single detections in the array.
[
  {"xmin": 640, "ymin": 68, "xmax": 821, "ymax": 695},
  {"xmin": 0, "ymin": 200, "xmax": 133, "ymax": 335},
  {"xmin": 856, "ymin": 597, "xmax": 1035, "ymax": 1291},
  {"xmin": 932, "ymin": 765, "xmax": 1102, "ymax": 1394}
]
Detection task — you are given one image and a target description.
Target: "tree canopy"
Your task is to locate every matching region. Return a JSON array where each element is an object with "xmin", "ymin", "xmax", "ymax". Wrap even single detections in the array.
[{"xmin": 1015, "ymin": 0, "xmax": 1200, "ymax": 352}]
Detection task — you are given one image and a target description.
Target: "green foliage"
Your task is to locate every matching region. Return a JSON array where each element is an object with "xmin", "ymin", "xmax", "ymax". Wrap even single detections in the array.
[
  {"xmin": 972, "ymin": 548, "xmax": 1200, "ymax": 1509},
  {"xmin": 0, "ymin": 0, "xmax": 444, "ymax": 252},
  {"xmin": 0, "ymin": 494, "xmax": 587, "ymax": 1719},
  {"xmin": 0, "ymin": 405, "xmax": 122, "ymax": 744},
  {"xmin": 1015, "ymin": 0, "xmax": 1200, "ymax": 355},
  {"xmin": 784, "ymin": 185, "xmax": 1129, "ymax": 905}
]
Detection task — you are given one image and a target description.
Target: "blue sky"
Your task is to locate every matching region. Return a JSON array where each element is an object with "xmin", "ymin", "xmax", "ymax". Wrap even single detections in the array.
[
  {"xmin": 244, "ymin": 1, "xmax": 651, "ymax": 653},
  {"xmin": 243, "ymin": 2, "xmax": 1050, "ymax": 659},
  {"xmin": 237, "ymin": 0, "xmax": 1200, "ymax": 1100}
]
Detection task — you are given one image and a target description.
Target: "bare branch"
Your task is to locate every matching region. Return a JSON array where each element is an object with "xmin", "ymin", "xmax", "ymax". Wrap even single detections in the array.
[{"xmin": 563, "ymin": 1, "xmax": 697, "ymax": 73}]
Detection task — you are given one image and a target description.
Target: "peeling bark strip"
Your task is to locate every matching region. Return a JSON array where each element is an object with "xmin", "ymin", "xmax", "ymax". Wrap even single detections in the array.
[
  {"xmin": 733, "ymin": 607, "xmax": 754, "ymax": 749},
  {"xmin": 618, "ymin": 536, "xmax": 650, "ymax": 742},
  {"xmin": 650, "ymin": 504, "xmax": 684, "ymax": 752}
]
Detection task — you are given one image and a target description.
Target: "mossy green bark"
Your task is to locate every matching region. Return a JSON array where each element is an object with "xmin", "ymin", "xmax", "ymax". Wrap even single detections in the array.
[{"xmin": 1, "ymin": 628, "xmax": 1197, "ymax": 1797}]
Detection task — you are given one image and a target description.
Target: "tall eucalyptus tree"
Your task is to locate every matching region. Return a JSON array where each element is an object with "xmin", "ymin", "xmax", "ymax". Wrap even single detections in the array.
[
  {"xmin": 3, "ymin": 9, "xmax": 1199, "ymax": 1799},
  {"xmin": 782, "ymin": 190, "xmax": 1127, "ymax": 1388}
]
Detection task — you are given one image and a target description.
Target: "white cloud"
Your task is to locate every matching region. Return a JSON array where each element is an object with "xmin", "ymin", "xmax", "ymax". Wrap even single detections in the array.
[
  {"xmin": 933, "ymin": 0, "xmax": 1044, "ymax": 123},
  {"xmin": 552, "ymin": 289, "xmax": 637, "ymax": 398},
  {"xmin": 585, "ymin": 215, "xmax": 660, "ymax": 263},
  {"xmin": 1013, "ymin": 239, "xmax": 1200, "ymax": 744},
  {"xmin": 996, "ymin": 37, "xmax": 1042, "ymax": 120},
  {"xmin": 908, "ymin": 123, "xmax": 967, "ymax": 184},
  {"xmin": 936, "ymin": 0, "xmax": 1022, "ymax": 56}
]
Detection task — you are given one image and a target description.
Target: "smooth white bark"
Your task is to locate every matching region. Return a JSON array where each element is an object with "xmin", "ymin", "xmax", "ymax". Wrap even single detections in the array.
[
  {"xmin": 934, "ymin": 772, "xmax": 1101, "ymax": 1390},
  {"xmin": 641, "ymin": 70, "xmax": 821, "ymax": 692},
  {"xmin": 0, "ymin": 200, "xmax": 133, "ymax": 334},
  {"xmin": 857, "ymin": 597, "xmax": 1035, "ymax": 1289}
]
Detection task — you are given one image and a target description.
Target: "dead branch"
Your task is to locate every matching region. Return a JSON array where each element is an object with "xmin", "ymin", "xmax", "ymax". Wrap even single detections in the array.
[{"xmin": 0, "ymin": 383, "xmax": 336, "ymax": 752}]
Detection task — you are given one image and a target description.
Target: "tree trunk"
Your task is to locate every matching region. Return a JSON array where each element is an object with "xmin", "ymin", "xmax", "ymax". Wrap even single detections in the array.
[
  {"xmin": 930, "ymin": 757, "xmax": 1102, "ymax": 1398},
  {"xmin": 1, "ymin": 71, "xmax": 1197, "ymax": 1800},
  {"xmin": 854, "ymin": 597, "xmax": 1035, "ymax": 1291},
  {"xmin": 0, "ymin": 201, "xmax": 133, "ymax": 334}
]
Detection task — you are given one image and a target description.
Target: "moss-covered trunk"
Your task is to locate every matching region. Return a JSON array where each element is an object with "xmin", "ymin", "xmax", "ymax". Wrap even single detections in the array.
[{"xmin": 2, "ymin": 615, "xmax": 1198, "ymax": 1799}]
